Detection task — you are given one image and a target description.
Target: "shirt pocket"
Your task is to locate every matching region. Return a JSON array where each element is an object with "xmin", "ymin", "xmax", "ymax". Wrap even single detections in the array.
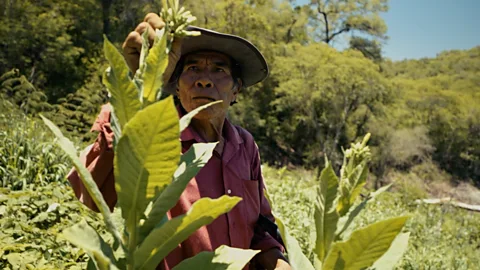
[{"xmin": 242, "ymin": 179, "xmax": 261, "ymax": 230}]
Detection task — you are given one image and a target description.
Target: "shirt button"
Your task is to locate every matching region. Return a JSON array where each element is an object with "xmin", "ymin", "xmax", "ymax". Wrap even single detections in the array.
[{"xmin": 227, "ymin": 189, "xmax": 232, "ymax": 194}]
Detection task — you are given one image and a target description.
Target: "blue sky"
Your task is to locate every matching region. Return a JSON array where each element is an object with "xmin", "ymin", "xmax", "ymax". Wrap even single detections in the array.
[{"xmin": 296, "ymin": 0, "xmax": 480, "ymax": 60}]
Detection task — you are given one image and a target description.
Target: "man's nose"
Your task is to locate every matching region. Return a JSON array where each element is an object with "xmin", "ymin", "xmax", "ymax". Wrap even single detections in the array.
[{"xmin": 195, "ymin": 76, "xmax": 214, "ymax": 88}]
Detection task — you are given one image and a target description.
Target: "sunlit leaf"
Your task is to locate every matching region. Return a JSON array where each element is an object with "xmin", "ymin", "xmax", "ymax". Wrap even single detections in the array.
[
  {"xmin": 313, "ymin": 159, "xmax": 339, "ymax": 265},
  {"xmin": 138, "ymin": 142, "xmax": 217, "ymax": 243},
  {"xmin": 115, "ymin": 96, "xmax": 180, "ymax": 239},
  {"xmin": 335, "ymin": 183, "xmax": 393, "ymax": 240},
  {"xmin": 173, "ymin": 245, "xmax": 259, "ymax": 270},
  {"xmin": 372, "ymin": 232, "xmax": 410, "ymax": 270},
  {"xmin": 142, "ymin": 32, "xmax": 168, "ymax": 105},
  {"xmin": 179, "ymin": 100, "xmax": 222, "ymax": 132},
  {"xmin": 134, "ymin": 196, "xmax": 241, "ymax": 269},
  {"xmin": 322, "ymin": 216, "xmax": 409, "ymax": 270},
  {"xmin": 276, "ymin": 217, "xmax": 315, "ymax": 270},
  {"xmin": 103, "ymin": 36, "xmax": 141, "ymax": 128},
  {"xmin": 61, "ymin": 219, "xmax": 119, "ymax": 270}
]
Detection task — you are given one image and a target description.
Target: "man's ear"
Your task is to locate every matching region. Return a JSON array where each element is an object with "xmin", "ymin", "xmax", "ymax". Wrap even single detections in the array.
[
  {"xmin": 233, "ymin": 78, "xmax": 243, "ymax": 94},
  {"xmin": 230, "ymin": 79, "xmax": 242, "ymax": 105}
]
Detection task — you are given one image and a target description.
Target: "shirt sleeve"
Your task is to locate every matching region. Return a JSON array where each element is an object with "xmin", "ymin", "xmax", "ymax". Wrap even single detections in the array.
[
  {"xmin": 249, "ymin": 141, "xmax": 285, "ymax": 253},
  {"xmin": 66, "ymin": 104, "xmax": 117, "ymax": 212}
]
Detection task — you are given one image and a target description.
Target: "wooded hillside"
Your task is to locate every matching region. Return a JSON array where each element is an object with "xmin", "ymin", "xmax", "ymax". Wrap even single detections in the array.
[{"xmin": 1, "ymin": 0, "xmax": 479, "ymax": 186}]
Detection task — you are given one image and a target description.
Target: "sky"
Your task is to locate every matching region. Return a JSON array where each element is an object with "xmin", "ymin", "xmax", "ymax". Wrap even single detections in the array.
[{"xmin": 296, "ymin": 0, "xmax": 480, "ymax": 61}]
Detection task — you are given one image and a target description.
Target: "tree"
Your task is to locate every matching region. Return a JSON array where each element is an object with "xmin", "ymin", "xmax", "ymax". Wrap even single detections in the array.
[
  {"xmin": 0, "ymin": 0, "xmax": 103, "ymax": 101},
  {"xmin": 268, "ymin": 43, "xmax": 392, "ymax": 168},
  {"xmin": 306, "ymin": 0, "xmax": 388, "ymax": 45},
  {"xmin": 349, "ymin": 36, "xmax": 383, "ymax": 62}
]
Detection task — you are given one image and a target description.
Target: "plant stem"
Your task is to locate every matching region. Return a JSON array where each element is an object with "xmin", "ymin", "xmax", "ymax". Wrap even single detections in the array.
[{"xmin": 127, "ymin": 217, "xmax": 138, "ymax": 270}]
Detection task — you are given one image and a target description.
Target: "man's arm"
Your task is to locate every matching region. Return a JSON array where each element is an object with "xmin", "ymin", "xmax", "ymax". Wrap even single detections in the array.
[{"xmin": 67, "ymin": 104, "xmax": 117, "ymax": 211}]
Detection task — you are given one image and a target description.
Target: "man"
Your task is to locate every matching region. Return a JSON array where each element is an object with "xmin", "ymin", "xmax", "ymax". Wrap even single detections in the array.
[{"xmin": 68, "ymin": 13, "xmax": 290, "ymax": 270}]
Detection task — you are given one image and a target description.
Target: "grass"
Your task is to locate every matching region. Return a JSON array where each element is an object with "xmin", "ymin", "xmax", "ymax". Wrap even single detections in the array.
[{"xmin": 0, "ymin": 100, "xmax": 70, "ymax": 190}]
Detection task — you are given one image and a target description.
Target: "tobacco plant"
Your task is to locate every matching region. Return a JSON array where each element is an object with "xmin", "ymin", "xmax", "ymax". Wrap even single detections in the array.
[
  {"xmin": 270, "ymin": 134, "xmax": 410, "ymax": 270},
  {"xmin": 40, "ymin": 1, "xmax": 258, "ymax": 269}
]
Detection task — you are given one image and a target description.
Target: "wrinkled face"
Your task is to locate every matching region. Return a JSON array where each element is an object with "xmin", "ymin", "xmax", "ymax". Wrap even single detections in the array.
[{"xmin": 176, "ymin": 51, "xmax": 240, "ymax": 120}]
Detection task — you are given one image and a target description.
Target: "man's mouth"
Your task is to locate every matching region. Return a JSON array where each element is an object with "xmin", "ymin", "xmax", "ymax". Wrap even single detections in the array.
[{"xmin": 193, "ymin": 97, "xmax": 216, "ymax": 102}]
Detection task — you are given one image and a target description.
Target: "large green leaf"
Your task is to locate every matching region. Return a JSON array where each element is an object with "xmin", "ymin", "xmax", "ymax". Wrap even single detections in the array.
[
  {"xmin": 40, "ymin": 115, "xmax": 123, "ymax": 247},
  {"xmin": 172, "ymin": 245, "xmax": 259, "ymax": 270},
  {"xmin": 138, "ymin": 142, "xmax": 217, "ymax": 243},
  {"xmin": 134, "ymin": 196, "xmax": 242, "ymax": 269},
  {"xmin": 371, "ymin": 232, "xmax": 410, "ymax": 270},
  {"xmin": 276, "ymin": 216, "xmax": 315, "ymax": 270},
  {"xmin": 313, "ymin": 160, "xmax": 340, "ymax": 265},
  {"xmin": 61, "ymin": 219, "xmax": 119, "ymax": 270},
  {"xmin": 179, "ymin": 100, "xmax": 222, "ymax": 132},
  {"xmin": 322, "ymin": 216, "xmax": 409, "ymax": 270},
  {"xmin": 142, "ymin": 32, "xmax": 168, "ymax": 105},
  {"xmin": 335, "ymin": 184, "xmax": 393, "ymax": 240},
  {"xmin": 103, "ymin": 36, "xmax": 141, "ymax": 128},
  {"xmin": 114, "ymin": 96, "xmax": 180, "ymax": 241}
]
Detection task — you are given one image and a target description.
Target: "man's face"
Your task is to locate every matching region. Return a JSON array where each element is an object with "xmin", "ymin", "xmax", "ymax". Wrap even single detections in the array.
[{"xmin": 177, "ymin": 51, "xmax": 240, "ymax": 120}]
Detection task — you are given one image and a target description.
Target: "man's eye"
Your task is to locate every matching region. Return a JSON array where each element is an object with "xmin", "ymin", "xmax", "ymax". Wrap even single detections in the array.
[
  {"xmin": 187, "ymin": 66, "xmax": 198, "ymax": 71},
  {"xmin": 216, "ymin": 68, "xmax": 225, "ymax": 72}
]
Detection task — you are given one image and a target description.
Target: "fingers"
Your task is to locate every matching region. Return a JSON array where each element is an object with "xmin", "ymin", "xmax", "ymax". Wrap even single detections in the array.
[
  {"xmin": 144, "ymin": 13, "xmax": 165, "ymax": 29},
  {"xmin": 122, "ymin": 31, "xmax": 142, "ymax": 73},
  {"xmin": 123, "ymin": 31, "xmax": 142, "ymax": 52},
  {"xmin": 122, "ymin": 13, "xmax": 165, "ymax": 73},
  {"xmin": 135, "ymin": 22, "xmax": 156, "ymax": 46}
]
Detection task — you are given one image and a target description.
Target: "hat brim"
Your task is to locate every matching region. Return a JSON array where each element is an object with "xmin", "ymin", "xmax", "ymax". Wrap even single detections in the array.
[{"xmin": 163, "ymin": 26, "xmax": 268, "ymax": 94}]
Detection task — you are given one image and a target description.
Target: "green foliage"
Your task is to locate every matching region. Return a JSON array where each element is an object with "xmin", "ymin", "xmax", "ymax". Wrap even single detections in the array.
[
  {"xmin": 0, "ymin": 181, "xmax": 110, "ymax": 269},
  {"xmin": 376, "ymin": 46, "xmax": 480, "ymax": 183},
  {"xmin": 264, "ymin": 43, "xmax": 392, "ymax": 167},
  {"xmin": 0, "ymin": 0, "xmax": 103, "ymax": 101},
  {"xmin": 172, "ymin": 245, "xmax": 259, "ymax": 270},
  {"xmin": 322, "ymin": 216, "xmax": 408, "ymax": 270},
  {"xmin": 0, "ymin": 69, "xmax": 53, "ymax": 116},
  {"xmin": 52, "ymin": 70, "xmax": 109, "ymax": 143},
  {"xmin": 0, "ymin": 100, "xmax": 69, "ymax": 190}
]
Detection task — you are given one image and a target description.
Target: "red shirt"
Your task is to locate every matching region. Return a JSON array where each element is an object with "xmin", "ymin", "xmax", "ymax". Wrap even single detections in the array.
[{"xmin": 67, "ymin": 104, "xmax": 283, "ymax": 269}]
